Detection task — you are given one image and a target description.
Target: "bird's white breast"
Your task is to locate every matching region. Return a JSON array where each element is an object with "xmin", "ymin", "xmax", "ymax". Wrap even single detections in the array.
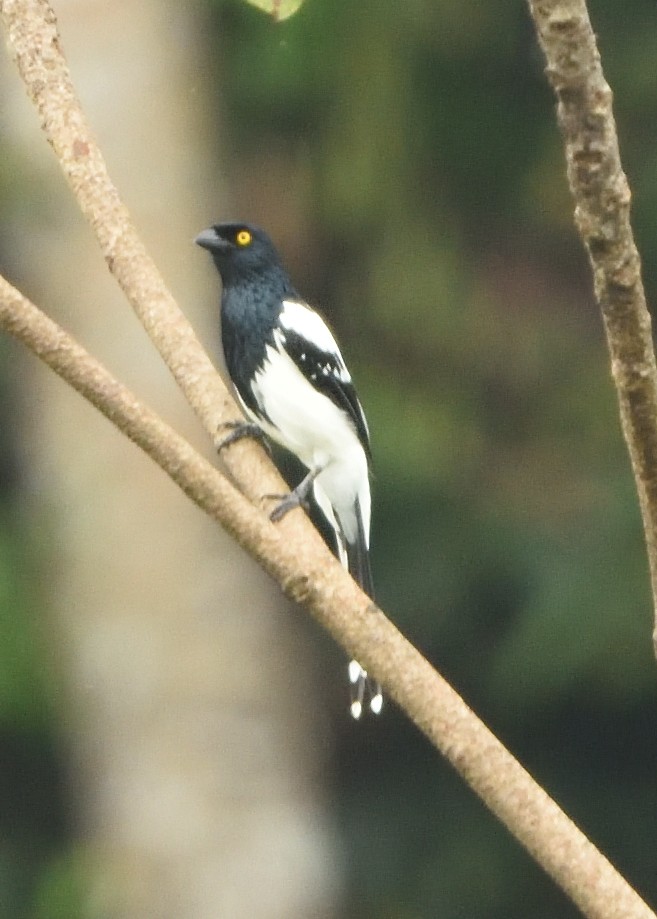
[{"xmin": 250, "ymin": 336, "xmax": 369, "ymax": 542}]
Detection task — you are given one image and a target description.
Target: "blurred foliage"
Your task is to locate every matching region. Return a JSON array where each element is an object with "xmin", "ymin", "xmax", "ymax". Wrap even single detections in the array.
[
  {"xmin": 2, "ymin": 0, "xmax": 657, "ymax": 917},
  {"xmin": 0, "ymin": 347, "xmax": 67, "ymax": 918},
  {"xmin": 211, "ymin": 0, "xmax": 657, "ymax": 917}
]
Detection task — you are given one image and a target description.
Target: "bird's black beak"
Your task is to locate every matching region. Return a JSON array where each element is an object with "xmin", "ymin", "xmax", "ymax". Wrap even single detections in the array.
[{"xmin": 194, "ymin": 227, "xmax": 229, "ymax": 253}]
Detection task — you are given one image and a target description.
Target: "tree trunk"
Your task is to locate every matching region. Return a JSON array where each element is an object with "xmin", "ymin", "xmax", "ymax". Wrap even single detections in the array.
[{"xmin": 2, "ymin": 2, "xmax": 338, "ymax": 916}]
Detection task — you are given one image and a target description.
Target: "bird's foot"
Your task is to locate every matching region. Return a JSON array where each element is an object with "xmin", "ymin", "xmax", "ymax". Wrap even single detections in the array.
[
  {"xmin": 267, "ymin": 467, "xmax": 319, "ymax": 522},
  {"xmin": 215, "ymin": 420, "xmax": 268, "ymax": 453},
  {"xmin": 267, "ymin": 490, "xmax": 309, "ymax": 522}
]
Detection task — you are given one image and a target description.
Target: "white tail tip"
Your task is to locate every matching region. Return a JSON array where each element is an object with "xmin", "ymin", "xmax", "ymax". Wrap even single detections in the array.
[
  {"xmin": 348, "ymin": 660, "xmax": 364, "ymax": 684},
  {"xmin": 350, "ymin": 700, "xmax": 363, "ymax": 720}
]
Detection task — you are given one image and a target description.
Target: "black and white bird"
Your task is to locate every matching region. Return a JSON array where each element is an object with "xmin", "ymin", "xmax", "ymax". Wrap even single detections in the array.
[{"xmin": 195, "ymin": 221, "xmax": 382, "ymax": 719}]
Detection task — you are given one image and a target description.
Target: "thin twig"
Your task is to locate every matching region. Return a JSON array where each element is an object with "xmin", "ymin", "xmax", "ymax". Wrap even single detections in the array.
[
  {"xmin": 0, "ymin": 0, "xmax": 281, "ymax": 505},
  {"xmin": 527, "ymin": 0, "xmax": 657, "ymax": 650},
  {"xmin": 0, "ymin": 272, "xmax": 654, "ymax": 919}
]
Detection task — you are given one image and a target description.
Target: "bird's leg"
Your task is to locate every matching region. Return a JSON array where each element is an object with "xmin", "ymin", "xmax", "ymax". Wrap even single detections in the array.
[
  {"xmin": 215, "ymin": 420, "xmax": 268, "ymax": 453},
  {"xmin": 268, "ymin": 467, "xmax": 321, "ymax": 522}
]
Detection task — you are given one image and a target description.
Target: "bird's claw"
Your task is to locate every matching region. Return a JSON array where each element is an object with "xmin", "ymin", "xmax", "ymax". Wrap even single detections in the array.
[
  {"xmin": 266, "ymin": 489, "xmax": 310, "ymax": 522},
  {"xmin": 215, "ymin": 421, "xmax": 269, "ymax": 454},
  {"xmin": 265, "ymin": 467, "xmax": 319, "ymax": 522}
]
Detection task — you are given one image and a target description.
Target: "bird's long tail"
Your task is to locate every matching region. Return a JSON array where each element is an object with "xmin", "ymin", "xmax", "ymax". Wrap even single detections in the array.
[
  {"xmin": 314, "ymin": 484, "xmax": 382, "ymax": 719},
  {"xmin": 344, "ymin": 498, "xmax": 383, "ymax": 719}
]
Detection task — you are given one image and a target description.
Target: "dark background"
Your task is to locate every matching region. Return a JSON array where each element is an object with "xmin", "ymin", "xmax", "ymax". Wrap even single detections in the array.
[{"xmin": 1, "ymin": 0, "xmax": 657, "ymax": 916}]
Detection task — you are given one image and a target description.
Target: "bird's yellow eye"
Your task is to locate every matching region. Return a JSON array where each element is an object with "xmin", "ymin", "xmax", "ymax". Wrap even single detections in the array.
[{"xmin": 236, "ymin": 229, "xmax": 252, "ymax": 247}]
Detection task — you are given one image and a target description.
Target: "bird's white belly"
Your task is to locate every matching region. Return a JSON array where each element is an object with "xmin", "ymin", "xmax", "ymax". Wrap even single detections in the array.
[
  {"xmin": 250, "ymin": 343, "xmax": 369, "ymax": 540},
  {"xmin": 252, "ymin": 344, "xmax": 355, "ymax": 466}
]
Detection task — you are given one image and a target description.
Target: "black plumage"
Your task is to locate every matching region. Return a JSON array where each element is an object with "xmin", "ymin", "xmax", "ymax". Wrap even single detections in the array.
[{"xmin": 196, "ymin": 221, "xmax": 382, "ymax": 718}]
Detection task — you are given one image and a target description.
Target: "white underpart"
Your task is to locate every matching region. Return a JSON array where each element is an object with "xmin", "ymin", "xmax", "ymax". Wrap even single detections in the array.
[
  {"xmin": 250, "ymin": 329, "xmax": 370, "ymax": 545},
  {"xmin": 243, "ymin": 303, "xmax": 377, "ymax": 718}
]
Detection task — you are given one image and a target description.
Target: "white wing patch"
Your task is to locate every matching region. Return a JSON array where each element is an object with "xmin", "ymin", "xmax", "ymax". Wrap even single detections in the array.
[
  {"xmin": 250, "ymin": 332, "xmax": 369, "ymax": 544},
  {"xmin": 280, "ymin": 299, "xmax": 351, "ymax": 384}
]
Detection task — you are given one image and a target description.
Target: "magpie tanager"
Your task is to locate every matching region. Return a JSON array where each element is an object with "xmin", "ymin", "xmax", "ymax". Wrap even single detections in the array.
[{"xmin": 195, "ymin": 222, "xmax": 382, "ymax": 719}]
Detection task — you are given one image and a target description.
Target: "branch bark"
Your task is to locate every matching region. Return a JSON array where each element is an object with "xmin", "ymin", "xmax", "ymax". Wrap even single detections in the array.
[
  {"xmin": 527, "ymin": 0, "xmax": 657, "ymax": 651},
  {"xmin": 1, "ymin": 273, "xmax": 654, "ymax": 919},
  {"xmin": 1, "ymin": 1, "xmax": 655, "ymax": 918},
  {"xmin": 0, "ymin": 0, "xmax": 281, "ymax": 506}
]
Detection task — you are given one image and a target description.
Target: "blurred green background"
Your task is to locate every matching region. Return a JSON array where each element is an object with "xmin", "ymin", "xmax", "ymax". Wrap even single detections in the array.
[{"xmin": 1, "ymin": 0, "xmax": 657, "ymax": 917}]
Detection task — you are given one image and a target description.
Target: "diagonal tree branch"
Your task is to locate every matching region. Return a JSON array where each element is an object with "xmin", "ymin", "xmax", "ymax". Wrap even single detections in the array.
[
  {"xmin": 1, "ymin": 272, "xmax": 654, "ymax": 919},
  {"xmin": 527, "ymin": 0, "xmax": 657, "ymax": 651},
  {"xmin": 0, "ymin": 0, "xmax": 281, "ymax": 506},
  {"xmin": 1, "ymin": 1, "xmax": 655, "ymax": 917}
]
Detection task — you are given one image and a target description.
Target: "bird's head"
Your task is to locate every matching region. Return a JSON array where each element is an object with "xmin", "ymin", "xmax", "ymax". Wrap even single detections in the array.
[{"xmin": 195, "ymin": 222, "xmax": 284, "ymax": 286}]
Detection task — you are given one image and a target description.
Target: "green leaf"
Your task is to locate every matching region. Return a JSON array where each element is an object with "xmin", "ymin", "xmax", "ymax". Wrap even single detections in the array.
[{"xmin": 242, "ymin": 0, "xmax": 304, "ymax": 21}]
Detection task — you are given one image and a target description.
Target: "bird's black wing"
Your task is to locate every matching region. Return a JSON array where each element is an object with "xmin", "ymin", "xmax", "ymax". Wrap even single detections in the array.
[{"xmin": 280, "ymin": 325, "xmax": 372, "ymax": 461}]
